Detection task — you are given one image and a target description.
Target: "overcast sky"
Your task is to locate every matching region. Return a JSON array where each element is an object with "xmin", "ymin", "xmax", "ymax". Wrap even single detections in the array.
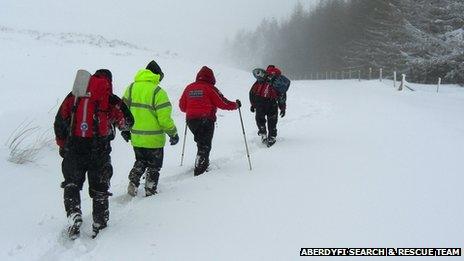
[{"xmin": 1, "ymin": 0, "xmax": 314, "ymax": 58}]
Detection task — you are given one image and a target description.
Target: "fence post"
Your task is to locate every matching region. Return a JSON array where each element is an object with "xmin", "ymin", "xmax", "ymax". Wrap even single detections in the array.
[
  {"xmin": 424, "ymin": 69, "xmax": 428, "ymax": 84},
  {"xmin": 379, "ymin": 68, "xmax": 383, "ymax": 82},
  {"xmin": 393, "ymin": 71, "xmax": 397, "ymax": 89},
  {"xmin": 342, "ymin": 71, "xmax": 345, "ymax": 79},
  {"xmin": 349, "ymin": 70, "xmax": 352, "ymax": 79},
  {"xmin": 437, "ymin": 77, "xmax": 441, "ymax": 93},
  {"xmin": 369, "ymin": 67, "xmax": 372, "ymax": 80},
  {"xmin": 358, "ymin": 70, "xmax": 361, "ymax": 81},
  {"xmin": 398, "ymin": 74, "xmax": 405, "ymax": 91},
  {"xmin": 326, "ymin": 71, "xmax": 328, "ymax": 80}
]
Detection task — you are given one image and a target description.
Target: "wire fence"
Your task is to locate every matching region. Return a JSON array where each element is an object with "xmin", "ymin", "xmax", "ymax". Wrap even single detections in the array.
[{"xmin": 292, "ymin": 67, "xmax": 444, "ymax": 93}]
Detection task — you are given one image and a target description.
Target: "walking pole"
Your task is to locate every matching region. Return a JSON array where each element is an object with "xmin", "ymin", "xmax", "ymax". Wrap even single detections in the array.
[
  {"xmin": 180, "ymin": 121, "xmax": 188, "ymax": 166},
  {"xmin": 238, "ymin": 107, "xmax": 252, "ymax": 171}
]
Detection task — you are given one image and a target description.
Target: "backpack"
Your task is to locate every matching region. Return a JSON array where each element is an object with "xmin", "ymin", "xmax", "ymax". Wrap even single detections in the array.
[
  {"xmin": 271, "ymin": 74, "xmax": 291, "ymax": 94},
  {"xmin": 72, "ymin": 75, "xmax": 111, "ymax": 138},
  {"xmin": 252, "ymin": 68, "xmax": 267, "ymax": 82},
  {"xmin": 253, "ymin": 67, "xmax": 291, "ymax": 94}
]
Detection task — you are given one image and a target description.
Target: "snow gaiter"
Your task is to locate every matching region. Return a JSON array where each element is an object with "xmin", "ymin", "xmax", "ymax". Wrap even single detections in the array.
[{"xmin": 63, "ymin": 183, "xmax": 82, "ymax": 216}]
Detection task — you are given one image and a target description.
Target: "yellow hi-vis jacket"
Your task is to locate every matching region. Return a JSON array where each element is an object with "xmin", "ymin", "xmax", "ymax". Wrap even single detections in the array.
[{"xmin": 123, "ymin": 69, "xmax": 177, "ymax": 148}]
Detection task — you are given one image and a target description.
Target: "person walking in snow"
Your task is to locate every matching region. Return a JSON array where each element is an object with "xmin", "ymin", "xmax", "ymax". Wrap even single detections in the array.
[
  {"xmin": 179, "ymin": 66, "xmax": 241, "ymax": 176},
  {"xmin": 249, "ymin": 65, "xmax": 287, "ymax": 147},
  {"xmin": 54, "ymin": 69, "xmax": 134, "ymax": 239},
  {"xmin": 122, "ymin": 60, "xmax": 179, "ymax": 197}
]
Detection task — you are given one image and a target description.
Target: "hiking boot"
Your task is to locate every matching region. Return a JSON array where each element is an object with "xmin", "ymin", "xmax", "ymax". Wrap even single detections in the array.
[
  {"xmin": 145, "ymin": 178, "xmax": 158, "ymax": 196},
  {"xmin": 127, "ymin": 181, "xmax": 138, "ymax": 197},
  {"xmin": 145, "ymin": 186, "xmax": 158, "ymax": 197},
  {"xmin": 259, "ymin": 133, "xmax": 267, "ymax": 144},
  {"xmin": 91, "ymin": 222, "xmax": 107, "ymax": 239},
  {"xmin": 67, "ymin": 212, "xmax": 83, "ymax": 240},
  {"xmin": 145, "ymin": 168, "xmax": 159, "ymax": 197},
  {"xmin": 194, "ymin": 167, "xmax": 206, "ymax": 176},
  {"xmin": 266, "ymin": 136, "xmax": 276, "ymax": 147},
  {"xmin": 194, "ymin": 155, "xmax": 209, "ymax": 176}
]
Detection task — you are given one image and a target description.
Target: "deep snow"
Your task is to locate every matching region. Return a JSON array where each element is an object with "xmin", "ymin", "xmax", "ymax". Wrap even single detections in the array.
[{"xmin": 1, "ymin": 28, "xmax": 463, "ymax": 261}]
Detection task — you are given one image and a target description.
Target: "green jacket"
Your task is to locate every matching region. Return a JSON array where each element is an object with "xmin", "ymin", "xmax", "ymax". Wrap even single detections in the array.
[{"xmin": 123, "ymin": 69, "xmax": 177, "ymax": 148}]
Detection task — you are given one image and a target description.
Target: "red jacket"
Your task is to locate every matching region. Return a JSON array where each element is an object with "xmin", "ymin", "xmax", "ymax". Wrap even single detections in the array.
[{"xmin": 179, "ymin": 66, "xmax": 237, "ymax": 121}]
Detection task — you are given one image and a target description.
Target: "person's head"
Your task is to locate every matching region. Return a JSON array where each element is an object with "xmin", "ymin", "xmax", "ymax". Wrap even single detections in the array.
[
  {"xmin": 146, "ymin": 60, "xmax": 164, "ymax": 81},
  {"xmin": 94, "ymin": 69, "xmax": 112, "ymax": 83},
  {"xmin": 266, "ymin": 65, "xmax": 281, "ymax": 76},
  {"xmin": 196, "ymin": 66, "xmax": 216, "ymax": 85}
]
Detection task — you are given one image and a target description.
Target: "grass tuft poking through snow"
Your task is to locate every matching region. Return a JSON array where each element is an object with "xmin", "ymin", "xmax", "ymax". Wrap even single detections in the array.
[{"xmin": 6, "ymin": 120, "xmax": 52, "ymax": 164}]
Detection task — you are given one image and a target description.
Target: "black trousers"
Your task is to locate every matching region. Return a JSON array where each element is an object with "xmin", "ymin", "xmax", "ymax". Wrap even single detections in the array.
[
  {"xmin": 128, "ymin": 147, "xmax": 164, "ymax": 189},
  {"xmin": 187, "ymin": 118, "xmax": 215, "ymax": 160},
  {"xmin": 61, "ymin": 138, "xmax": 112, "ymax": 225},
  {"xmin": 187, "ymin": 118, "xmax": 215, "ymax": 175},
  {"xmin": 255, "ymin": 101, "xmax": 278, "ymax": 138}
]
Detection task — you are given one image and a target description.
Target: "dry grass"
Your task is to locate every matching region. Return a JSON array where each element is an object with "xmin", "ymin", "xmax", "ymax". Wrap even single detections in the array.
[{"xmin": 5, "ymin": 120, "xmax": 52, "ymax": 164}]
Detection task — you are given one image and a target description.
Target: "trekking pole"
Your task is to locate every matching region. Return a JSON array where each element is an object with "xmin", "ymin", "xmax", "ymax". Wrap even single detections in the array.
[
  {"xmin": 180, "ymin": 121, "xmax": 188, "ymax": 166},
  {"xmin": 238, "ymin": 107, "xmax": 252, "ymax": 171}
]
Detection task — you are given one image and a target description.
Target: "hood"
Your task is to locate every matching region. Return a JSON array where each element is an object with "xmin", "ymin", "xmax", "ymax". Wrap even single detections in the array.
[
  {"xmin": 196, "ymin": 66, "xmax": 216, "ymax": 85},
  {"xmin": 134, "ymin": 69, "xmax": 161, "ymax": 85},
  {"xmin": 94, "ymin": 69, "xmax": 113, "ymax": 93},
  {"xmin": 92, "ymin": 74, "xmax": 113, "ymax": 93},
  {"xmin": 266, "ymin": 65, "xmax": 281, "ymax": 76}
]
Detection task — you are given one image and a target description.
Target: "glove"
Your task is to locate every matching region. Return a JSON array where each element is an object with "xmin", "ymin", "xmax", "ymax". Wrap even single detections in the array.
[
  {"xmin": 235, "ymin": 99, "xmax": 242, "ymax": 108},
  {"xmin": 121, "ymin": 131, "xmax": 131, "ymax": 142},
  {"xmin": 280, "ymin": 109, "xmax": 286, "ymax": 118},
  {"xmin": 59, "ymin": 147, "xmax": 67, "ymax": 158},
  {"xmin": 250, "ymin": 106, "xmax": 255, "ymax": 113},
  {"xmin": 169, "ymin": 134, "xmax": 179, "ymax": 145}
]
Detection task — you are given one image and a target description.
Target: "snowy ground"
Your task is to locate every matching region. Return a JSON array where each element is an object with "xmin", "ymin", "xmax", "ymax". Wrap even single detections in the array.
[{"xmin": 1, "ymin": 28, "xmax": 463, "ymax": 261}]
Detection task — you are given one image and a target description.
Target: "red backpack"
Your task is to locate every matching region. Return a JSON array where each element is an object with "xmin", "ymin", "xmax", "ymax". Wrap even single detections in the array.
[{"xmin": 72, "ymin": 75, "xmax": 111, "ymax": 138}]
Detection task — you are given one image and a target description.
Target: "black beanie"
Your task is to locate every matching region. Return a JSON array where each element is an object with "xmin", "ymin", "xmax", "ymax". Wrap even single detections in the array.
[
  {"xmin": 146, "ymin": 60, "xmax": 164, "ymax": 81},
  {"xmin": 95, "ymin": 69, "xmax": 113, "ymax": 82}
]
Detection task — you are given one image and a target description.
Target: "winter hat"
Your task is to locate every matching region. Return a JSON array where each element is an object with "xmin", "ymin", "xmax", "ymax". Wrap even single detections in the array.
[
  {"xmin": 95, "ymin": 69, "xmax": 113, "ymax": 83},
  {"xmin": 196, "ymin": 66, "xmax": 216, "ymax": 85},
  {"xmin": 146, "ymin": 60, "xmax": 164, "ymax": 81}
]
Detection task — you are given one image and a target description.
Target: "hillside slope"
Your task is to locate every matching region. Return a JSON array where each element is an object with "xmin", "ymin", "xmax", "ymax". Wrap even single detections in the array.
[{"xmin": 1, "ymin": 29, "xmax": 463, "ymax": 261}]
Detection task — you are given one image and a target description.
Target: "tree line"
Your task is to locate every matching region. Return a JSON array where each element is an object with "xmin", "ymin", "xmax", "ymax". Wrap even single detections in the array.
[{"xmin": 226, "ymin": 0, "xmax": 464, "ymax": 84}]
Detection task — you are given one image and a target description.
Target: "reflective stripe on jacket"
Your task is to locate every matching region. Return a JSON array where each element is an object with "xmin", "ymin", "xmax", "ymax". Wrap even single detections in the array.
[{"xmin": 123, "ymin": 69, "xmax": 177, "ymax": 149}]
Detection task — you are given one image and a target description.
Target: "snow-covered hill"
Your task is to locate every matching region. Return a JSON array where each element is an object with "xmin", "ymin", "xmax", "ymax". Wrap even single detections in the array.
[{"xmin": 1, "ymin": 26, "xmax": 464, "ymax": 261}]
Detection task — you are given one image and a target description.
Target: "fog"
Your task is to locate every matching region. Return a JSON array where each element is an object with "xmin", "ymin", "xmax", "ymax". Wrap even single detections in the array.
[{"xmin": 0, "ymin": 0, "xmax": 311, "ymax": 59}]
